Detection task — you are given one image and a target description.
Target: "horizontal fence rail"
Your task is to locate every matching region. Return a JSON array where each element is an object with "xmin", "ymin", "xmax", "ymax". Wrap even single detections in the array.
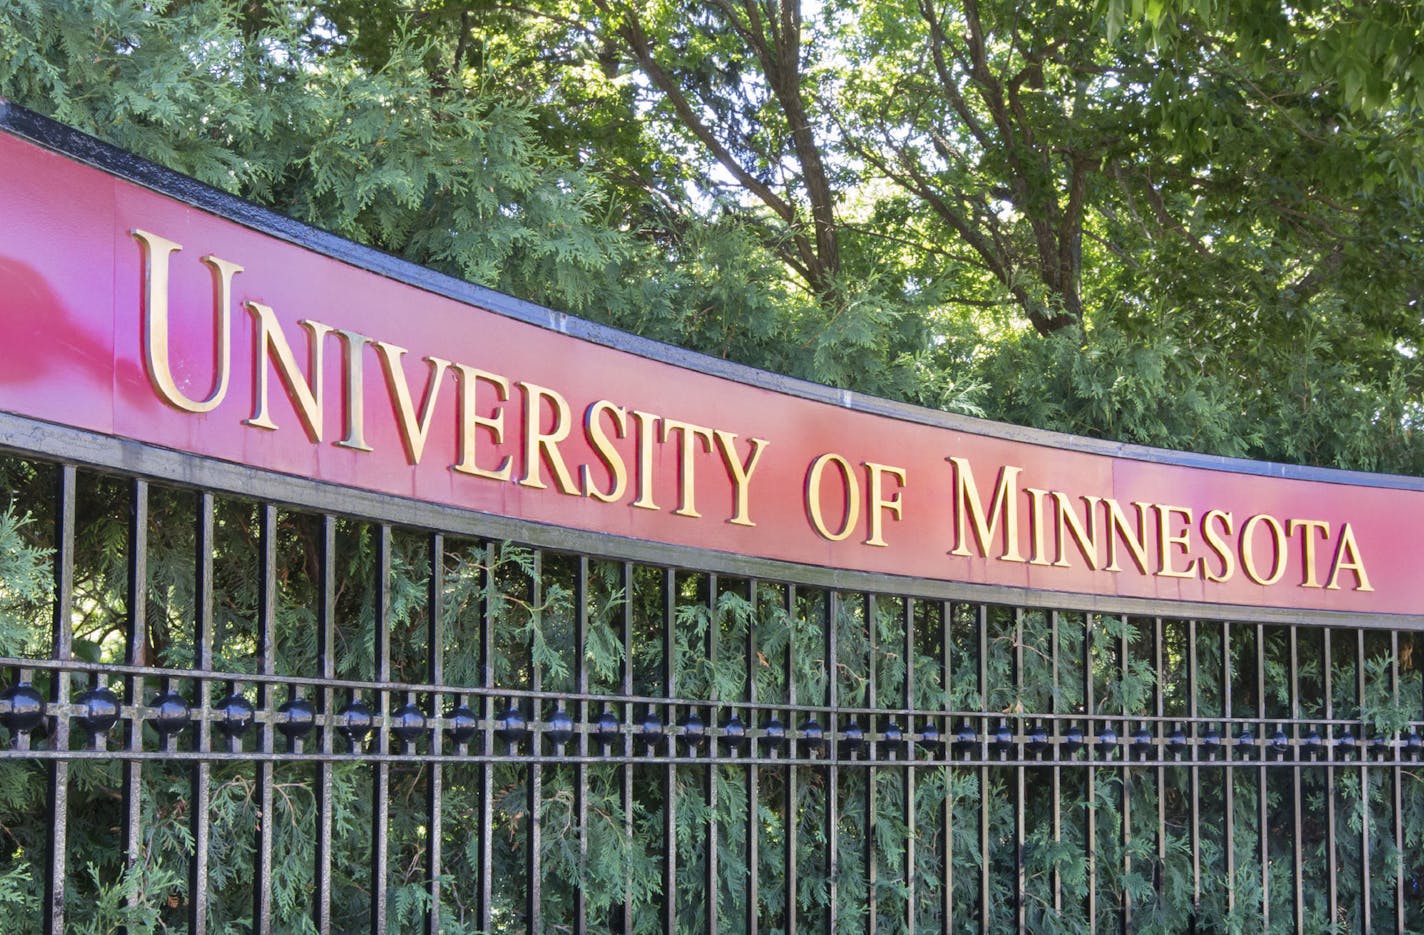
[{"xmin": 0, "ymin": 448, "xmax": 1421, "ymax": 933}]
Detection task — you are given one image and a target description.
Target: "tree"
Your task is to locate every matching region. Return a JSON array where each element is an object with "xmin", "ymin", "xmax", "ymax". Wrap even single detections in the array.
[
  {"xmin": 305, "ymin": 0, "xmax": 1424, "ymax": 472},
  {"xmin": 4, "ymin": 2, "xmax": 1424, "ymax": 932},
  {"xmin": 593, "ymin": 0, "xmax": 846, "ymax": 302}
]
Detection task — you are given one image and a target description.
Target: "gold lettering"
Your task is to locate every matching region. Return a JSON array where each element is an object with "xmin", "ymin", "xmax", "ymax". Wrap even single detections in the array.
[
  {"xmin": 1025, "ymin": 488, "xmax": 1052, "ymax": 565},
  {"xmin": 1051, "ymin": 492, "xmax": 1101, "ymax": 569},
  {"xmin": 1154, "ymin": 504, "xmax": 1198, "ymax": 579},
  {"xmin": 631, "ymin": 410, "xmax": 660, "ymax": 511},
  {"xmin": 863, "ymin": 462, "xmax": 907, "ymax": 547},
  {"xmin": 1104, "ymin": 499, "xmax": 1151, "ymax": 574},
  {"xmin": 243, "ymin": 303, "xmax": 331, "ymax": 442},
  {"xmin": 582, "ymin": 400, "xmax": 629, "ymax": 503},
  {"xmin": 1201, "ymin": 509, "xmax": 1236, "ymax": 582},
  {"xmin": 806, "ymin": 453, "xmax": 860, "ymax": 542},
  {"xmin": 451, "ymin": 365, "xmax": 512, "ymax": 481},
  {"xmin": 1240, "ymin": 513, "xmax": 1287, "ymax": 586},
  {"xmin": 714, "ymin": 430, "xmax": 769, "ymax": 527},
  {"xmin": 1325, "ymin": 522, "xmax": 1374, "ymax": 591},
  {"xmin": 661, "ymin": 419, "xmax": 715, "ymax": 518},
  {"xmin": 518, "ymin": 382, "xmax": 579, "ymax": 494},
  {"xmin": 1287, "ymin": 519, "xmax": 1331, "ymax": 589},
  {"xmin": 335, "ymin": 330, "xmax": 373, "ymax": 451},
  {"xmin": 947, "ymin": 458, "xmax": 1025, "ymax": 562},
  {"xmin": 133, "ymin": 229, "xmax": 239, "ymax": 414},
  {"xmin": 372, "ymin": 342, "xmax": 450, "ymax": 465}
]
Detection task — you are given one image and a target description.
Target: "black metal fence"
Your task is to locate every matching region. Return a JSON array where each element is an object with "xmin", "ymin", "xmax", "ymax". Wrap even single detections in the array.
[{"xmin": 1, "ymin": 436, "xmax": 1422, "ymax": 933}]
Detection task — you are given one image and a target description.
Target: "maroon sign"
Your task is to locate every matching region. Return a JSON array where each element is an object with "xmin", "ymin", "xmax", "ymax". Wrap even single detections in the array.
[{"xmin": 0, "ymin": 127, "xmax": 1417, "ymax": 616}]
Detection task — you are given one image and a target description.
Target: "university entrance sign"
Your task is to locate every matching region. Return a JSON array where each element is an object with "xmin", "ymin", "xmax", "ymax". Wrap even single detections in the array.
[
  {"xmin": 2, "ymin": 101, "xmax": 1422, "ymax": 935},
  {"xmin": 0, "ymin": 103, "xmax": 1409, "ymax": 623}
]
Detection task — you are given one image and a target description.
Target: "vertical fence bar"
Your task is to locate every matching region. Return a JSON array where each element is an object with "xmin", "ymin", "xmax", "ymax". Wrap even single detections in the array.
[
  {"xmin": 1188, "ymin": 619, "xmax": 1201, "ymax": 928},
  {"xmin": 1014, "ymin": 609, "xmax": 1026, "ymax": 933},
  {"xmin": 1358, "ymin": 627, "xmax": 1372, "ymax": 933},
  {"xmin": 745, "ymin": 579, "xmax": 760, "ymax": 935},
  {"xmin": 370, "ymin": 524, "xmax": 391, "ymax": 935},
  {"xmin": 865, "ymin": 593, "xmax": 877, "ymax": 935},
  {"xmin": 978, "ymin": 604, "xmax": 990, "ymax": 935},
  {"xmin": 1222, "ymin": 621, "xmax": 1235, "ymax": 918},
  {"xmin": 188, "ymin": 492, "xmax": 214, "ymax": 935},
  {"xmin": 121, "ymin": 479, "xmax": 149, "ymax": 931},
  {"xmin": 903, "ymin": 597, "xmax": 915, "ymax": 935},
  {"xmin": 1324, "ymin": 628, "xmax": 1339, "ymax": 926},
  {"xmin": 706, "ymin": 573, "xmax": 720, "ymax": 934},
  {"xmin": 314, "ymin": 516, "xmax": 336, "ymax": 935},
  {"xmin": 43, "ymin": 464, "xmax": 75, "ymax": 935},
  {"xmin": 784, "ymin": 583, "xmax": 798, "ymax": 935},
  {"xmin": 1257, "ymin": 622, "xmax": 1268, "ymax": 929},
  {"xmin": 425, "ymin": 533, "xmax": 445, "ymax": 935},
  {"xmin": 1412, "ymin": 626, "xmax": 1424, "ymax": 933},
  {"xmin": 974, "ymin": 600, "xmax": 985, "ymax": 927},
  {"xmin": 826, "ymin": 591, "xmax": 839, "ymax": 932},
  {"xmin": 526, "ymin": 550, "xmax": 544, "ymax": 935},
  {"xmin": 1289, "ymin": 625, "xmax": 1303, "ymax": 934},
  {"xmin": 621, "ymin": 562, "xmax": 635, "ymax": 935},
  {"xmin": 940, "ymin": 600, "xmax": 950, "ymax": 935},
  {"xmin": 662, "ymin": 567, "xmax": 676, "ymax": 935},
  {"xmin": 574, "ymin": 557, "xmax": 589, "ymax": 935},
  {"xmin": 1084, "ymin": 613, "xmax": 1096, "ymax": 934},
  {"xmin": 253, "ymin": 502, "xmax": 276, "ymax": 935},
  {"xmin": 1051, "ymin": 610, "xmax": 1062, "ymax": 916},
  {"xmin": 1392, "ymin": 629, "xmax": 1405, "ymax": 934},
  {"xmin": 1121, "ymin": 619, "xmax": 1132, "ymax": 934},
  {"xmin": 1154, "ymin": 618, "xmax": 1166, "ymax": 902},
  {"xmin": 478, "ymin": 543, "xmax": 495, "ymax": 932}
]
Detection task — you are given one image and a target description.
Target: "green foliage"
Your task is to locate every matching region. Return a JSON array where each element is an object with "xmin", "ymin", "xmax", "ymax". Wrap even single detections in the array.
[
  {"xmin": 3, "ymin": 1, "xmax": 1424, "ymax": 931},
  {"xmin": 0, "ymin": 503, "xmax": 52, "ymax": 658},
  {"xmin": 1108, "ymin": 0, "xmax": 1424, "ymax": 117},
  {"xmin": 0, "ymin": 0, "xmax": 641, "ymax": 318}
]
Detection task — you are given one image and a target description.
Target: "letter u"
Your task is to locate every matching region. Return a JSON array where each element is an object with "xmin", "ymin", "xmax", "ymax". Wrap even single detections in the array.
[{"xmin": 133, "ymin": 229, "xmax": 241, "ymax": 413}]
